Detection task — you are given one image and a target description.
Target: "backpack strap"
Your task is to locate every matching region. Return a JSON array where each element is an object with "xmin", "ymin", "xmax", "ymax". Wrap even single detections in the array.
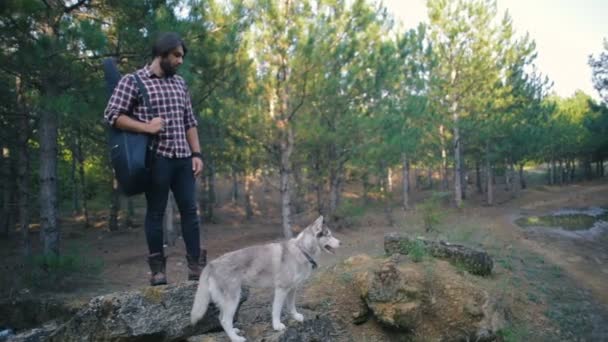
[{"xmin": 132, "ymin": 73, "xmax": 156, "ymax": 115}]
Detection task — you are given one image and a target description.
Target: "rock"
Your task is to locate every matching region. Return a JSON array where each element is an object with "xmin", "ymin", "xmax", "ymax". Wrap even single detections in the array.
[
  {"xmin": 48, "ymin": 282, "xmax": 248, "ymax": 342},
  {"xmin": 351, "ymin": 302, "xmax": 371, "ymax": 325},
  {"xmin": 7, "ymin": 321, "xmax": 59, "ymax": 342},
  {"xmin": 353, "ymin": 256, "xmax": 505, "ymax": 341},
  {"xmin": 263, "ymin": 316, "xmax": 338, "ymax": 342},
  {"xmin": 384, "ymin": 233, "xmax": 494, "ymax": 276}
]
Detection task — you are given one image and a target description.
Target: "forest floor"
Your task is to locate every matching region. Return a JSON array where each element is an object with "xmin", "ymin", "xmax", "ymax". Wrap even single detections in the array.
[{"xmin": 2, "ymin": 178, "xmax": 608, "ymax": 341}]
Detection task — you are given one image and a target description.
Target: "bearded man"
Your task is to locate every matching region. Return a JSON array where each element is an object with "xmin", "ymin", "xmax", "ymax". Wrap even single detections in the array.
[{"xmin": 104, "ymin": 32, "xmax": 205, "ymax": 286}]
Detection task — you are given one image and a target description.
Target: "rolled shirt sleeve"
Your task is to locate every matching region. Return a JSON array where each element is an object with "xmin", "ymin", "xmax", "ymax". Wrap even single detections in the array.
[
  {"xmin": 181, "ymin": 80, "xmax": 198, "ymax": 130},
  {"xmin": 104, "ymin": 75, "xmax": 138, "ymax": 126}
]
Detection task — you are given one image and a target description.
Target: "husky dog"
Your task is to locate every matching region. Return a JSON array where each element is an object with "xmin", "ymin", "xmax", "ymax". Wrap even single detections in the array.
[{"xmin": 190, "ymin": 216, "xmax": 340, "ymax": 342}]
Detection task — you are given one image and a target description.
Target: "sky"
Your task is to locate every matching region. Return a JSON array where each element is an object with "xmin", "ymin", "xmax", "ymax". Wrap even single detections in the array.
[{"xmin": 381, "ymin": 0, "xmax": 608, "ymax": 101}]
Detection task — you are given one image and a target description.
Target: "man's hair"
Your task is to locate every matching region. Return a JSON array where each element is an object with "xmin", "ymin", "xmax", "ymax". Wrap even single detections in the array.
[{"xmin": 151, "ymin": 32, "xmax": 187, "ymax": 58}]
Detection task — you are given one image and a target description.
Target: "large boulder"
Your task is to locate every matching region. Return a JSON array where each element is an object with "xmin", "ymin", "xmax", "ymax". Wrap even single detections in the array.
[
  {"xmin": 348, "ymin": 254, "xmax": 505, "ymax": 341},
  {"xmin": 384, "ymin": 233, "xmax": 494, "ymax": 276},
  {"xmin": 186, "ymin": 310, "xmax": 344, "ymax": 342},
  {"xmin": 47, "ymin": 282, "xmax": 248, "ymax": 342}
]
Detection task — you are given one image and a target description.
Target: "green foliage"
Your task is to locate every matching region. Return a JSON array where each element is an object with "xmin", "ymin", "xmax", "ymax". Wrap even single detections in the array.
[
  {"xmin": 589, "ymin": 39, "xmax": 608, "ymax": 104},
  {"xmin": 339, "ymin": 271, "xmax": 354, "ymax": 284},
  {"xmin": 409, "ymin": 240, "xmax": 428, "ymax": 262},
  {"xmin": 418, "ymin": 191, "xmax": 449, "ymax": 232},
  {"xmin": 334, "ymin": 198, "xmax": 367, "ymax": 225},
  {"xmin": 23, "ymin": 246, "xmax": 104, "ymax": 291},
  {"xmin": 399, "ymin": 239, "xmax": 428, "ymax": 263},
  {"xmin": 497, "ymin": 324, "xmax": 530, "ymax": 342}
]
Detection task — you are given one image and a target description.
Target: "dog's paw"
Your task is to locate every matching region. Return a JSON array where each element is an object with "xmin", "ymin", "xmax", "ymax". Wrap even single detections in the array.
[
  {"xmin": 273, "ymin": 322, "xmax": 286, "ymax": 331},
  {"xmin": 292, "ymin": 312, "xmax": 304, "ymax": 322},
  {"xmin": 233, "ymin": 328, "xmax": 241, "ymax": 334},
  {"xmin": 231, "ymin": 336, "xmax": 246, "ymax": 342}
]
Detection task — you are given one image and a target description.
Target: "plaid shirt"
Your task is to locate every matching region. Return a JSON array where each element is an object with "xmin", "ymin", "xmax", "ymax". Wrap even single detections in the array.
[{"xmin": 104, "ymin": 65, "xmax": 198, "ymax": 158}]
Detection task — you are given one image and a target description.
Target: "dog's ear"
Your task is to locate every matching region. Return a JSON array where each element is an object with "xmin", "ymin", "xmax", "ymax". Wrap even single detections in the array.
[{"xmin": 312, "ymin": 216, "xmax": 323, "ymax": 235}]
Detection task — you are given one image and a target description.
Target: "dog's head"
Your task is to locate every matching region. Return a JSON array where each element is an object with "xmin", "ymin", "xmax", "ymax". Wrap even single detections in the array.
[{"xmin": 306, "ymin": 216, "xmax": 341, "ymax": 254}]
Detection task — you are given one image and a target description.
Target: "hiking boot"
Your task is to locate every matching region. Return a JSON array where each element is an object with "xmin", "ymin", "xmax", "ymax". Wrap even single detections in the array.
[
  {"xmin": 187, "ymin": 249, "xmax": 207, "ymax": 281},
  {"xmin": 148, "ymin": 253, "xmax": 167, "ymax": 286}
]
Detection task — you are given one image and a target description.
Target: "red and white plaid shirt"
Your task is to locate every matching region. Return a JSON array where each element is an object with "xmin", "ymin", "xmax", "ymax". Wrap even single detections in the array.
[{"xmin": 104, "ymin": 65, "xmax": 198, "ymax": 158}]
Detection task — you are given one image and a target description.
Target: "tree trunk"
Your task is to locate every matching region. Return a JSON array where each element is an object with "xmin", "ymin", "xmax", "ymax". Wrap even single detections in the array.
[
  {"xmin": 570, "ymin": 160, "xmax": 576, "ymax": 181},
  {"xmin": 76, "ymin": 132, "xmax": 89, "ymax": 227},
  {"xmin": 71, "ymin": 151, "xmax": 79, "ymax": 214},
  {"xmin": 401, "ymin": 153, "xmax": 410, "ymax": 211},
  {"xmin": 485, "ymin": 143, "xmax": 494, "ymax": 206},
  {"xmin": 16, "ymin": 77, "xmax": 31, "ymax": 255},
  {"xmin": 292, "ymin": 164, "xmax": 306, "ymax": 214},
  {"xmin": 584, "ymin": 158, "xmax": 592, "ymax": 180},
  {"xmin": 244, "ymin": 171, "xmax": 254, "ymax": 220},
  {"xmin": 109, "ymin": 177, "xmax": 120, "ymax": 232},
  {"xmin": 519, "ymin": 164, "xmax": 527, "ymax": 189},
  {"xmin": 439, "ymin": 125, "xmax": 449, "ymax": 191},
  {"xmin": 381, "ymin": 163, "xmax": 394, "ymax": 227},
  {"xmin": 312, "ymin": 158, "xmax": 324, "ymax": 214},
  {"xmin": 475, "ymin": 159, "xmax": 483, "ymax": 194},
  {"xmin": 387, "ymin": 167, "xmax": 393, "ymax": 193},
  {"xmin": 504, "ymin": 159, "xmax": 512, "ymax": 192},
  {"xmin": 196, "ymin": 177, "xmax": 207, "ymax": 255},
  {"xmin": 0, "ymin": 147, "xmax": 9, "ymax": 238},
  {"xmin": 460, "ymin": 157, "xmax": 467, "ymax": 200},
  {"xmin": 328, "ymin": 160, "xmax": 344, "ymax": 222},
  {"xmin": 39, "ymin": 107, "xmax": 60, "ymax": 255},
  {"xmin": 362, "ymin": 172, "xmax": 371, "ymax": 205},
  {"xmin": 452, "ymin": 104, "xmax": 463, "ymax": 207},
  {"xmin": 200, "ymin": 159, "xmax": 216, "ymax": 222},
  {"xmin": 280, "ymin": 125, "xmax": 294, "ymax": 238},
  {"xmin": 427, "ymin": 167, "xmax": 433, "ymax": 190},
  {"xmin": 230, "ymin": 167, "xmax": 238, "ymax": 204},
  {"xmin": 512, "ymin": 163, "xmax": 521, "ymax": 198}
]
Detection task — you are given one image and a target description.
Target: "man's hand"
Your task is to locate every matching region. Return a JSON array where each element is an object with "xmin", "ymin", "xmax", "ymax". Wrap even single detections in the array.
[
  {"xmin": 192, "ymin": 156, "xmax": 203, "ymax": 177},
  {"xmin": 147, "ymin": 117, "xmax": 164, "ymax": 134}
]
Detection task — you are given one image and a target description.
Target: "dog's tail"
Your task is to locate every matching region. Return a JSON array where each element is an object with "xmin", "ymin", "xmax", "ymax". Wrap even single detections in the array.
[{"xmin": 190, "ymin": 265, "xmax": 212, "ymax": 325}]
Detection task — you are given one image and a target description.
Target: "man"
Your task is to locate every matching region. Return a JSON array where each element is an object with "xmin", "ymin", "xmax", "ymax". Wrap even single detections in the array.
[{"xmin": 104, "ymin": 32, "xmax": 205, "ymax": 286}]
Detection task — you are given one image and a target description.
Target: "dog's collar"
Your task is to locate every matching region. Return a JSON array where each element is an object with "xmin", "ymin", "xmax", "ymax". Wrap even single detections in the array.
[{"xmin": 297, "ymin": 246, "xmax": 318, "ymax": 269}]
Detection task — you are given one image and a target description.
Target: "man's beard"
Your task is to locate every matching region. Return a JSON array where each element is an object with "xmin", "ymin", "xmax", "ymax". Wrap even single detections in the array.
[{"xmin": 160, "ymin": 58, "xmax": 177, "ymax": 77}]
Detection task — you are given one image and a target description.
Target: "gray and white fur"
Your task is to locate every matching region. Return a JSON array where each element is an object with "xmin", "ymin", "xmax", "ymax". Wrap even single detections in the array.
[{"xmin": 190, "ymin": 216, "xmax": 340, "ymax": 342}]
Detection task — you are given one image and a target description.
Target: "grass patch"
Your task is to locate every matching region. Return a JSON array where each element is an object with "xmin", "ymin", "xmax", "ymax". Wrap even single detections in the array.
[
  {"xmin": 503, "ymin": 248, "xmax": 608, "ymax": 341},
  {"xmin": 418, "ymin": 192, "xmax": 449, "ymax": 232},
  {"xmin": 497, "ymin": 323, "xmax": 530, "ymax": 342},
  {"xmin": 398, "ymin": 239, "xmax": 429, "ymax": 263},
  {"xmin": 22, "ymin": 245, "xmax": 104, "ymax": 291},
  {"xmin": 339, "ymin": 271, "xmax": 354, "ymax": 284},
  {"xmin": 334, "ymin": 198, "xmax": 367, "ymax": 226}
]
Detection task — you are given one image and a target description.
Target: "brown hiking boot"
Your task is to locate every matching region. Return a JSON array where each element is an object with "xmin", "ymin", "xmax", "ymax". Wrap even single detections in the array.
[
  {"xmin": 187, "ymin": 249, "xmax": 207, "ymax": 281},
  {"xmin": 148, "ymin": 253, "xmax": 167, "ymax": 286}
]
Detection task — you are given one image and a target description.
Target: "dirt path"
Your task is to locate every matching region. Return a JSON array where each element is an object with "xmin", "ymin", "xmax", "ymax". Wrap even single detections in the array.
[{"xmin": 512, "ymin": 183, "xmax": 608, "ymax": 306}]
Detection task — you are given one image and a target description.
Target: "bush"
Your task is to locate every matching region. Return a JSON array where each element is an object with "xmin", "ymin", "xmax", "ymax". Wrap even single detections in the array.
[
  {"xmin": 333, "ymin": 198, "xmax": 367, "ymax": 226},
  {"xmin": 23, "ymin": 246, "xmax": 104, "ymax": 291},
  {"xmin": 418, "ymin": 191, "xmax": 449, "ymax": 232}
]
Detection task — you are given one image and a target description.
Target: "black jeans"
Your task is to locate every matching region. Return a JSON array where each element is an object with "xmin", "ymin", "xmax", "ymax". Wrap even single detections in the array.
[{"xmin": 145, "ymin": 155, "xmax": 200, "ymax": 259}]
